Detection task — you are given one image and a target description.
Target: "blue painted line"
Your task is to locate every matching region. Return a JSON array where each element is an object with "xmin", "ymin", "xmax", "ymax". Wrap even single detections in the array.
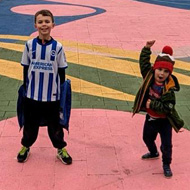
[
  {"xmin": 0, "ymin": 39, "xmax": 18, "ymax": 43},
  {"xmin": 0, "ymin": 0, "xmax": 106, "ymax": 35},
  {"xmin": 134, "ymin": 0, "xmax": 190, "ymax": 10}
]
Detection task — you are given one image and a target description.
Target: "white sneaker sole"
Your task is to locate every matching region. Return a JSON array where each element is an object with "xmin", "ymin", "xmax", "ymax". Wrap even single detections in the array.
[{"xmin": 57, "ymin": 154, "xmax": 72, "ymax": 165}]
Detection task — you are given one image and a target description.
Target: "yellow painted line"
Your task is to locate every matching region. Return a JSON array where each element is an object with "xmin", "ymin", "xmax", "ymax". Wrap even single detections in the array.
[
  {"xmin": 69, "ymin": 52, "xmax": 190, "ymax": 85},
  {"xmin": 0, "ymin": 59, "xmax": 23, "ymax": 80},
  {"xmin": 174, "ymin": 60, "xmax": 190, "ymax": 71},
  {"xmin": 173, "ymin": 72, "xmax": 190, "ymax": 85},
  {"xmin": 0, "ymin": 42, "xmax": 140, "ymax": 78},
  {"xmin": 62, "ymin": 40, "xmax": 131, "ymax": 57},
  {"xmin": 0, "ymin": 34, "xmax": 134, "ymax": 57},
  {"xmin": 67, "ymin": 75, "xmax": 135, "ymax": 101},
  {"xmin": 1, "ymin": 42, "xmax": 190, "ymax": 85},
  {"xmin": 0, "ymin": 42, "xmax": 24, "ymax": 52},
  {"xmin": 0, "ymin": 59, "xmax": 135, "ymax": 101},
  {"xmin": 0, "ymin": 35, "xmax": 31, "ymax": 41},
  {"xmin": 1, "ymin": 35, "xmax": 190, "ymax": 69},
  {"xmin": 0, "ymin": 35, "xmax": 190, "ymax": 85}
]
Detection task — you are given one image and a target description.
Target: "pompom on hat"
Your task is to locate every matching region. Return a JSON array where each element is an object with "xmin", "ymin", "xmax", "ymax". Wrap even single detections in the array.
[{"xmin": 153, "ymin": 45, "xmax": 175, "ymax": 73}]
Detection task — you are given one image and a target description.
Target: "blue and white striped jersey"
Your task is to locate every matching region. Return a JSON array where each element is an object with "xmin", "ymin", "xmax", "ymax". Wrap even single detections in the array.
[{"xmin": 21, "ymin": 37, "xmax": 68, "ymax": 102}]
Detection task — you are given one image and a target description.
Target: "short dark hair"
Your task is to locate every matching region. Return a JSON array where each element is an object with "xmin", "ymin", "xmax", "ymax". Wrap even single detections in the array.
[{"xmin": 34, "ymin": 9, "xmax": 54, "ymax": 23}]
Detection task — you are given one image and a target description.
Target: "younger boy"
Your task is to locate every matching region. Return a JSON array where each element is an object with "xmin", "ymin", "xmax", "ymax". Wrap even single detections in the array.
[
  {"xmin": 133, "ymin": 40, "xmax": 184, "ymax": 178},
  {"xmin": 17, "ymin": 10, "xmax": 72, "ymax": 165}
]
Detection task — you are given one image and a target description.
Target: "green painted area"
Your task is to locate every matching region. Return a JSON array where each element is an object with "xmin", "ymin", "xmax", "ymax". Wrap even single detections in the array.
[
  {"xmin": 72, "ymin": 92, "xmax": 132, "ymax": 110},
  {"xmin": 174, "ymin": 67, "xmax": 190, "ymax": 76},
  {"xmin": 68, "ymin": 62, "xmax": 141, "ymax": 94},
  {"xmin": 0, "ymin": 75, "xmax": 22, "ymax": 119},
  {"xmin": 0, "ymin": 47, "xmax": 22, "ymax": 62},
  {"xmin": 0, "ymin": 74, "xmax": 134, "ymax": 121}
]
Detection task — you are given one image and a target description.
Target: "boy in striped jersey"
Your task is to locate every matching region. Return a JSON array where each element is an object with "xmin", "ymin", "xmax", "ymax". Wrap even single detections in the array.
[{"xmin": 17, "ymin": 10, "xmax": 72, "ymax": 165}]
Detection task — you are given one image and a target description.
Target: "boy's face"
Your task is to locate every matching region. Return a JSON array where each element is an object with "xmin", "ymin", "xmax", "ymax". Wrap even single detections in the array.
[
  {"xmin": 35, "ymin": 14, "xmax": 55, "ymax": 38},
  {"xmin": 154, "ymin": 68, "xmax": 170, "ymax": 84}
]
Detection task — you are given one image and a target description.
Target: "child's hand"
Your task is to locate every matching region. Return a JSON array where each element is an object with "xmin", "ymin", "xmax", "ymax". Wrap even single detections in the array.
[
  {"xmin": 145, "ymin": 40, "xmax": 155, "ymax": 48},
  {"xmin": 146, "ymin": 99, "xmax": 151, "ymax": 108}
]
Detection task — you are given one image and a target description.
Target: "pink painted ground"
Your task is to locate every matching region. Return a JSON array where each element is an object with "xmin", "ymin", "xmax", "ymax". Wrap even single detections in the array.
[
  {"xmin": 0, "ymin": 109, "xmax": 190, "ymax": 190},
  {"xmin": 11, "ymin": 0, "xmax": 190, "ymax": 56},
  {"xmin": 11, "ymin": 4, "xmax": 95, "ymax": 16}
]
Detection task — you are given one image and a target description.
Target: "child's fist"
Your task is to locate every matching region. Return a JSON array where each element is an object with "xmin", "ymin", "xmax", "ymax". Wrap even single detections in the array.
[
  {"xmin": 146, "ymin": 99, "xmax": 151, "ymax": 109},
  {"xmin": 145, "ymin": 40, "xmax": 155, "ymax": 48}
]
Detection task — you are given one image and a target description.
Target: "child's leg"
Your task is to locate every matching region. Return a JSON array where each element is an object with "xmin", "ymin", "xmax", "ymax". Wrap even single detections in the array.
[
  {"xmin": 47, "ymin": 123, "xmax": 67, "ymax": 149},
  {"xmin": 22, "ymin": 124, "xmax": 40, "ymax": 148},
  {"xmin": 21, "ymin": 98, "xmax": 40, "ymax": 147},
  {"xmin": 46, "ymin": 101, "xmax": 67, "ymax": 149},
  {"xmin": 159, "ymin": 119, "xmax": 172, "ymax": 165},
  {"xmin": 143, "ymin": 115, "xmax": 159, "ymax": 154},
  {"xmin": 17, "ymin": 98, "xmax": 41, "ymax": 163},
  {"xmin": 46, "ymin": 101, "xmax": 72, "ymax": 164}
]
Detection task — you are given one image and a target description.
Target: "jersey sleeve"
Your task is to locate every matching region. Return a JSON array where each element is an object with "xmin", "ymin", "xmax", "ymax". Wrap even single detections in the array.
[
  {"xmin": 21, "ymin": 42, "xmax": 30, "ymax": 66},
  {"xmin": 57, "ymin": 46, "xmax": 68, "ymax": 69}
]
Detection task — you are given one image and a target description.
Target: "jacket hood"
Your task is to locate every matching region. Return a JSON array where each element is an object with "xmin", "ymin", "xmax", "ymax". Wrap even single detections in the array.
[{"xmin": 165, "ymin": 74, "xmax": 180, "ymax": 92}]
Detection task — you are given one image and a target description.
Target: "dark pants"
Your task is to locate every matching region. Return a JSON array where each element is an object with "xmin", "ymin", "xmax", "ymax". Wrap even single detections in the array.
[
  {"xmin": 143, "ymin": 114, "xmax": 172, "ymax": 165},
  {"xmin": 21, "ymin": 98, "xmax": 67, "ymax": 149}
]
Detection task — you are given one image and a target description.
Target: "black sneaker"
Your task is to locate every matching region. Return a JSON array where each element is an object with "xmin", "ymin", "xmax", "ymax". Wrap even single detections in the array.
[
  {"xmin": 141, "ymin": 152, "xmax": 159, "ymax": 160},
  {"xmin": 163, "ymin": 164, "xmax": 173, "ymax": 178},
  {"xmin": 17, "ymin": 146, "xmax": 30, "ymax": 163},
  {"xmin": 57, "ymin": 148, "xmax": 72, "ymax": 165}
]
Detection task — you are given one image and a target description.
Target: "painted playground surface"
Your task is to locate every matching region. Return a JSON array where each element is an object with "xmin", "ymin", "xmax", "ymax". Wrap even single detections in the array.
[{"xmin": 0, "ymin": 0, "xmax": 190, "ymax": 189}]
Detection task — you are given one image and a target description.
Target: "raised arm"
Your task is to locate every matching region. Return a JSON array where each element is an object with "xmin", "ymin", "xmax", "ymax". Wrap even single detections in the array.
[{"xmin": 139, "ymin": 40, "xmax": 155, "ymax": 78}]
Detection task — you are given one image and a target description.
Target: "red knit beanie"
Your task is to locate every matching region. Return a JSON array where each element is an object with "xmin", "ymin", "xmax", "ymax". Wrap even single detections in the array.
[{"xmin": 153, "ymin": 46, "xmax": 175, "ymax": 73}]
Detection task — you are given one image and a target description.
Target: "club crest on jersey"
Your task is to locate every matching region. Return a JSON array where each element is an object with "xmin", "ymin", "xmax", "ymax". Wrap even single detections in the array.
[{"xmin": 51, "ymin": 50, "xmax": 56, "ymax": 57}]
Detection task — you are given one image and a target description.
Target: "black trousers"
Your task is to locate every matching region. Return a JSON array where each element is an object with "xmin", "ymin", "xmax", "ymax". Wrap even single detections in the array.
[
  {"xmin": 21, "ymin": 98, "xmax": 67, "ymax": 149},
  {"xmin": 143, "ymin": 114, "xmax": 172, "ymax": 165}
]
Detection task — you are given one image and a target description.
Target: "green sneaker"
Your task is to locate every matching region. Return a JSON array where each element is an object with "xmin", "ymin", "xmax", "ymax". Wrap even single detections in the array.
[
  {"xmin": 57, "ymin": 148, "xmax": 72, "ymax": 165},
  {"xmin": 17, "ymin": 146, "xmax": 30, "ymax": 163}
]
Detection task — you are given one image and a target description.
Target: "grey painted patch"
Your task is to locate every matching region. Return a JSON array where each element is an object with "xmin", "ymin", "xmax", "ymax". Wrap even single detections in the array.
[{"xmin": 176, "ymin": 57, "xmax": 190, "ymax": 63}]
